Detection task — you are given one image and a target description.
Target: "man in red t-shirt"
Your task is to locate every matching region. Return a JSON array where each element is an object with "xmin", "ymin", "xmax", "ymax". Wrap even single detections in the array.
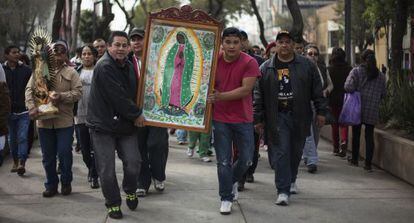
[{"xmin": 208, "ymin": 27, "xmax": 260, "ymax": 215}]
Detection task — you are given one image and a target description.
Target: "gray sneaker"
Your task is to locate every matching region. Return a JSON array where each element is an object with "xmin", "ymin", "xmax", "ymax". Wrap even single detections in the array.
[
  {"xmin": 275, "ymin": 193, "xmax": 289, "ymax": 206},
  {"xmin": 153, "ymin": 179, "xmax": 165, "ymax": 192},
  {"xmin": 290, "ymin": 182, "xmax": 298, "ymax": 194},
  {"xmin": 232, "ymin": 182, "xmax": 239, "ymax": 201},
  {"xmin": 220, "ymin": 201, "xmax": 232, "ymax": 215}
]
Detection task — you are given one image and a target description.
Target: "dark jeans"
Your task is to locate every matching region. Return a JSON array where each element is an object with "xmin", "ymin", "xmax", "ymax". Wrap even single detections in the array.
[
  {"xmin": 76, "ymin": 124, "xmax": 97, "ymax": 179},
  {"xmin": 8, "ymin": 112, "xmax": 30, "ymax": 160},
  {"xmin": 238, "ymin": 131, "xmax": 260, "ymax": 184},
  {"xmin": 38, "ymin": 126, "xmax": 74, "ymax": 190},
  {"xmin": 213, "ymin": 121, "xmax": 254, "ymax": 201},
  {"xmin": 352, "ymin": 124, "xmax": 375, "ymax": 165},
  {"xmin": 74, "ymin": 124, "xmax": 81, "ymax": 149},
  {"xmin": 268, "ymin": 112, "xmax": 305, "ymax": 195},
  {"xmin": 91, "ymin": 130, "xmax": 141, "ymax": 207},
  {"xmin": 137, "ymin": 126, "xmax": 169, "ymax": 190}
]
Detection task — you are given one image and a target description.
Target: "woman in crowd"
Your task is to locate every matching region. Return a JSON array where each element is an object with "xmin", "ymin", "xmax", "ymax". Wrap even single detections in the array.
[
  {"xmin": 328, "ymin": 47, "xmax": 352, "ymax": 157},
  {"xmin": 302, "ymin": 44, "xmax": 333, "ymax": 173},
  {"xmin": 75, "ymin": 44, "xmax": 99, "ymax": 188},
  {"xmin": 344, "ymin": 49, "xmax": 386, "ymax": 171}
]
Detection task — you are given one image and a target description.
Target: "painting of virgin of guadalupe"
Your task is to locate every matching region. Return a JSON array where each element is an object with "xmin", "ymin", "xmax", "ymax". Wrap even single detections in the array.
[
  {"xmin": 137, "ymin": 5, "xmax": 222, "ymax": 133},
  {"xmin": 159, "ymin": 31, "xmax": 198, "ymax": 115}
]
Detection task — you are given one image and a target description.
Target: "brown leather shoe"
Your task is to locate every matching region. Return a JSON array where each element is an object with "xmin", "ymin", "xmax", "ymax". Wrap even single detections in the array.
[
  {"xmin": 61, "ymin": 184, "xmax": 72, "ymax": 196},
  {"xmin": 11, "ymin": 158, "xmax": 18, "ymax": 173},
  {"xmin": 17, "ymin": 159, "xmax": 26, "ymax": 176}
]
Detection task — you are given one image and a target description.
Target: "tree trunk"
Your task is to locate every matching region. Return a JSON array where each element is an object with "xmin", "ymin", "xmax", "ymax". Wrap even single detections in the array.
[
  {"xmin": 286, "ymin": 0, "xmax": 304, "ymax": 42},
  {"xmin": 71, "ymin": 0, "xmax": 82, "ymax": 54},
  {"xmin": 52, "ymin": 0, "xmax": 65, "ymax": 40},
  {"xmin": 96, "ymin": 0, "xmax": 114, "ymax": 39},
  {"xmin": 390, "ymin": 0, "xmax": 408, "ymax": 76},
  {"xmin": 249, "ymin": 0, "xmax": 267, "ymax": 47}
]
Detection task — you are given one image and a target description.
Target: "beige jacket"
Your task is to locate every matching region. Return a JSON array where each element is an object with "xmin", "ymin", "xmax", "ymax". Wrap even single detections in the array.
[{"xmin": 25, "ymin": 65, "xmax": 82, "ymax": 129}]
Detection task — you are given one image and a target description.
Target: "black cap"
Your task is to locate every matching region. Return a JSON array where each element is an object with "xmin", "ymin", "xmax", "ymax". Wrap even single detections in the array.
[
  {"xmin": 276, "ymin": 30, "xmax": 292, "ymax": 40},
  {"xmin": 129, "ymin": 28, "xmax": 145, "ymax": 38},
  {"xmin": 240, "ymin": 30, "xmax": 248, "ymax": 40}
]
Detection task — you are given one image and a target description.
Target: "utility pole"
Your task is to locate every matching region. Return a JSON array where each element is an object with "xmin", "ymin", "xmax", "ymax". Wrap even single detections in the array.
[{"xmin": 345, "ymin": 0, "xmax": 351, "ymax": 64}]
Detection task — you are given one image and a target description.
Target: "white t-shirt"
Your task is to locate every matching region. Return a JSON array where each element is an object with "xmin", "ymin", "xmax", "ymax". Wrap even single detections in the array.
[{"xmin": 75, "ymin": 68, "xmax": 94, "ymax": 124}]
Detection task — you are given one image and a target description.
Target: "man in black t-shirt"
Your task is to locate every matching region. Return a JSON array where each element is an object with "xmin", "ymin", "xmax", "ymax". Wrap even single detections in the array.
[{"xmin": 254, "ymin": 31, "xmax": 328, "ymax": 206}]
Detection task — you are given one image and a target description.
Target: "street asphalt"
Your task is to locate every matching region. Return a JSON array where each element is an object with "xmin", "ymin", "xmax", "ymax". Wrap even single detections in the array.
[{"xmin": 0, "ymin": 132, "xmax": 413, "ymax": 223}]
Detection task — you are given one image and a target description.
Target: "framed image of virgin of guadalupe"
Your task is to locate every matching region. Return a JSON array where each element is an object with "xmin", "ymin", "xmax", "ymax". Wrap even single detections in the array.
[{"xmin": 137, "ymin": 5, "xmax": 223, "ymax": 133}]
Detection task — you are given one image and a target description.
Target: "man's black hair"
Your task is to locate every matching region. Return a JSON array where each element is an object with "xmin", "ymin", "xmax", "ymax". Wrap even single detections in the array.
[
  {"xmin": 222, "ymin": 27, "xmax": 242, "ymax": 40},
  {"xmin": 4, "ymin": 45, "xmax": 19, "ymax": 55},
  {"xmin": 108, "ymin": 31, "xmax": 129, "ymax": 45}
]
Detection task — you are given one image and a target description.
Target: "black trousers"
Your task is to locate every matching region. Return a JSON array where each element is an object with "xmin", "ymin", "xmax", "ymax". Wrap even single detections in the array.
[
  {"xmin": 76, "ymin": 124, "xmax": 98, "ymax": 179},
  {"xmin": 137, "ymin": 126, "xmax": 169, "ymax": 190},
  {"xmin": 352, "ymin": 124, "xmax": 375, "ymax": 165}
]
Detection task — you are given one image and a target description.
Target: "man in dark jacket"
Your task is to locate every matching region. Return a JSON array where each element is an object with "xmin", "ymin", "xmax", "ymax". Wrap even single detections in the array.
[
  {"xmin": 128, "ymin": 28, "xmax": 169, "ymax": 197},
  {"xmin": 0, "ymin": 65, "xmax": 10, "ymax": 166},
  {"xmin": 3, "ymin": 45, "xmax": 32, "ymax": 175},
  {"xmin": 254, "ymin": 31, "xmax": 327, "ymax": 206},
  {"xmin": 87, "ymin": 31, "xmax": 144, "ymax": 219}
]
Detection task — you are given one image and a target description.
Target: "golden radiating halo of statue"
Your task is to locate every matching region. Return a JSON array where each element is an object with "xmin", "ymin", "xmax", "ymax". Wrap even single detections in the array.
[{"xmin": 28, "ymin": 28, "xmax": 59, "ymax": 120}]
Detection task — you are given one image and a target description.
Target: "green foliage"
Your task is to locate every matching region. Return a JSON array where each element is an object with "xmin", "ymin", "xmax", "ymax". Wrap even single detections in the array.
[
  {"xmin": 380, "ymin": 70, "xmax": 414, "ymax": 134},
  {"xmin": 132, "ymin": 0, "xmax": 180, "ymax": 28},
  {"xmin": 335, "ymin": 0, "xmax": 374, "ymax": 51},
  {"xmin": 0, "ymin": 0, "xmax": 54, "ymax": 51},
  {"xmin": 79, "ymin": 10, "xmax": 111, "ymax": 43},
  {"xmin": 363, "ymin": 0, "xmax": 394, "ymax": 32}
]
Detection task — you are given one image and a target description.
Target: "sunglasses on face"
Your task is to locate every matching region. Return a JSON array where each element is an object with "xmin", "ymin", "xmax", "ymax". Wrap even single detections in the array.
[
  {"xmin": 307, "ymin": 52, "xmax": 319, "ymax": 56},
  {"xmin": 54, "ymin": 47, "xmax": 67, "ymax": 54}
]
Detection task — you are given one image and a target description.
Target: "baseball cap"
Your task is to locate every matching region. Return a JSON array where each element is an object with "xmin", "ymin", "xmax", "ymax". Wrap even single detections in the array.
[
  {"xmin": 129, "ymin": 28, "xmax": 145, "ymax": 38},
  {"xmin": 240, "ymin": 30, "xmax": 248, "ymax": 40},
  {"xmin": 276, "ymin": 30, "xmax": 292, "ymax": 40}
]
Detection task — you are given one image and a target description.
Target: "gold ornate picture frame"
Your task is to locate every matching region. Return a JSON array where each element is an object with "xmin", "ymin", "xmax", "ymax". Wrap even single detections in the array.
[{"xmin": 138, "ymin": 5, "xmax": 223, "ymax": 133}]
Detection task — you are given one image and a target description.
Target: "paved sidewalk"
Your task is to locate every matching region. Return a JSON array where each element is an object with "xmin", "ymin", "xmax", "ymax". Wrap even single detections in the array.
[{"xmin": 0, "ymin": 136, "xmax": 414, "ymax": 223}]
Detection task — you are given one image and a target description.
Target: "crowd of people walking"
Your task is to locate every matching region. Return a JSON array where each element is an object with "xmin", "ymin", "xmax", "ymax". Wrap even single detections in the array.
[{"xmin": 0, "ymin": 25, "xmax": 386, "ymax": 219}]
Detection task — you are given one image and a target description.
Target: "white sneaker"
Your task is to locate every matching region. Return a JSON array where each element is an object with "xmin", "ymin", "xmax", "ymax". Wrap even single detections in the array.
[
  {"xmin": 201, "ymin": 156, "xmax": 211, "ymax": 162},
  {"xmin": 275, "ymin": 193, "xmax": 289, "ymax": 206},
  {"xmin": 290, "ymin": 183, "xmax": 298, "ymax": 194},
  {"xmin": 153, "ymin": 179, "xmax": 165, "ymax": 192},
  {"xmin": 186, "ymin": 148, "xmax": 194, "ymax": 157},
  {"xmin": 220, "ymin": 201, "xmax": 232, "ymax": 215},
  {"xmin": 136, "ymin": 188, "xmax": 147, "ymax": 197},
  {"xmin": 232, "ymin": 182, "xmax": 239, "ymax": 201}
]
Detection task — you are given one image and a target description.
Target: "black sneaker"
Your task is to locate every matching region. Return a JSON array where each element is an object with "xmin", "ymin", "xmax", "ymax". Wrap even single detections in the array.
[
  {"xmin": 90, "ymin": 178, "xmax": 100, "ymax": 189},
  {"xmin": 42, "ymin": 188, "xmax": 58, "ymax": 198},
  {"xmin": 347, "ymin": 157, "xmax": 359, "ymax": 166},
  {"xmin": 107, "ymin": 206, "xmax": 123, "ymax": 219},
  {"xmin": 61, "ymin": 184, "xmax": 72, "ymax": 196},
  {"xmin": 307, "ymin": 164, "xmax": 317, "ymax": 173},
  {"xmin": 126, "ymin": 193, "xmax": 138, "ymax": 210},
  {"xmin": 246, "ymin": 174, "xmax": 254, "ymax": 183}
]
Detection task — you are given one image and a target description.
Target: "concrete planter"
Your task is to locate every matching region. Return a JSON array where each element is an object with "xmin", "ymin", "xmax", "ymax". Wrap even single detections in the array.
[{"xmin": 320, "ymin": 125, "xmax": 414, "ymax": 185}]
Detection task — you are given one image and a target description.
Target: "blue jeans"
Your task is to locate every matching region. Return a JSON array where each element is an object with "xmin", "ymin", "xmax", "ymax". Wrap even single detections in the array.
[
  {"xmin": 8, "ymin": 112, "xmax": 30, "ymax": 160},
  {"xmin": 213, "ymin": 121, "xmax": 254, "ymax": 201},
  {"xmin": 302, "ymin": 124, "xmax": 319, "ymax": 165},
  {"xmin": 176, "ymin": 129, "xmax": 187, "ymax": 142},
  {"xmin": 38, "ymin": 126, "xmax": 74, "ymax": 190},
  {"xmin": 268, "ymin": 112, "xmax": 306, "ymax": 195}
]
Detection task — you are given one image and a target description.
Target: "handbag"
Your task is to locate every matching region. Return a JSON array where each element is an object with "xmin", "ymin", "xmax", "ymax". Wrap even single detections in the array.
[{"xmin": 339, "ymin": 92, "xmax": 361, "ymax": 126}]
